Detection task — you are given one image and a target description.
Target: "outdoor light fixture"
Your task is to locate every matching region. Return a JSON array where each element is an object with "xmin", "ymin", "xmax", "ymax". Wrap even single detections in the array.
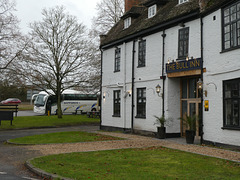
[
  {"xmin": 197, "ymin": 78, "xmax": 203, "ymax": 90},
  {"xmin": 156, "ymin": 84, "xmax": 161, "ymax": 96}
]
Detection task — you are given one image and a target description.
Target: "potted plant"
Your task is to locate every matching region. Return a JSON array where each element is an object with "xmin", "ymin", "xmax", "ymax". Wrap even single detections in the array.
[
  {"xmin": 154, "ymin": 115, "xmax": 167, "ymax": 139},
  {"xmin": 181, "ymin": 115, "xmax": 196, "ymax": 144}
]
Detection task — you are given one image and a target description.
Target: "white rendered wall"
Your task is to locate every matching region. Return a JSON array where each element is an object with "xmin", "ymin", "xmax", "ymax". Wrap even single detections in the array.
[
  {"xmin": 102, "ymin": 19, "xmax": 202, "ymax": 134},
  {"xmin": 203, "ymin": 9, "xmax": 240, "ymax": 146}
]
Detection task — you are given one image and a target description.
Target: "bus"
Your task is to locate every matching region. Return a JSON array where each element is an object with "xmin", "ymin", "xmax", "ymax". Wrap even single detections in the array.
[{"xmin": 32, "ymin": 89, "xmax": 99, "ymax": 115}]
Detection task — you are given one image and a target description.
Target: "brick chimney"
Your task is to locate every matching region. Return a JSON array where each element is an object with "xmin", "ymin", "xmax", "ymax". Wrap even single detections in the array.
[
  {"xmin": 199, "ymin": 0, "xmax": 209, "ymax": 12},
  {"xmin": 125, "ymin": 0, "xmax": 144, "ymax": 12}
]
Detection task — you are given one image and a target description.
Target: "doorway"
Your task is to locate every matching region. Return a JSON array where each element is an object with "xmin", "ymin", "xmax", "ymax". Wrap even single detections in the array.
[{"xmin": 181, "ymin": 77, "xmax": 202, "ymax": 137}]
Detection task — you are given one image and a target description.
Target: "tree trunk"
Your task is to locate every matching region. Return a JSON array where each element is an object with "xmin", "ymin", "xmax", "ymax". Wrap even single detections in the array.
[
  {"xmin": 57, "ymin": 82, "xmax": 62, "ymax": 118},
  {"xmin": 57, "ymin": 92, "xmax": 62, "ymax": 118}
]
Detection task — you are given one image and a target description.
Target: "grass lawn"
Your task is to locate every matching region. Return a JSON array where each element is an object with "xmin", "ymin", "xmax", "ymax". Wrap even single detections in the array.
[
  {"xmin": 0, "ymin": 115, "xmax": 99, "ymax": 130},
  {"xmin": 31, "ymin": 147, "xmax": 240, "ymax": 180},
  {"xmin": 18, "ymin": 104, "xmax": 34, "ymax": 111},
  {"xmin": 8, "ymin": 131, "xmax": 123, "ymax": 144}
]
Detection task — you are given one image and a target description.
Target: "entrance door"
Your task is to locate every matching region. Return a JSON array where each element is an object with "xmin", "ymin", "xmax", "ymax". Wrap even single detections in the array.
[{"xmin": 181, "ymin": 77, "xmax": 202, "ymax": 137}]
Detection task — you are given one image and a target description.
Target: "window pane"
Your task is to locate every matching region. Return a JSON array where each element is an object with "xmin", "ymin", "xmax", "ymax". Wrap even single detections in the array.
[
  {"xmin": 225, "ymin": 25, "xmax": 230, "ymax": 33},
  {"xmin": 225, "ymin": 41, "xmax": 231, "ymax": 49},
  {"xmin": 182, "ymin": 79, "xmax": 187, "ymax": 98},
  {"xmin": 225, "ymin": 83, "xmax": 231, "ymax": 98},
  {"xmin": 233, "ymin": 100, "xmax": 239, "ymax": 126},
  {"xmin": 225, "ymin": 33, "xmax": 230, "ymax": 41},
  {"xmin": 232, "ymin": 83, "xmax": 239, "ymax": 97},
  {"xmin": 224, "ymin": 8, "xmax": 230, "ymax": 16},
  {"xmin": 225, "ymin": 16, "xmax": 230, "ymax": 23},
  {"xmin": 225, "ymin": 99, "xmax": 232, "ymax": 126},
  {"xmin": 190, "ymin": 103, "xmax": 196, "ymax": 117},
  {"xmin": 189, "ymin": 78, "xmax": 196, "ymax": 98},
  {"xmin": 231, "ymin": 23, "xmax": 237, "ymax": 46}
]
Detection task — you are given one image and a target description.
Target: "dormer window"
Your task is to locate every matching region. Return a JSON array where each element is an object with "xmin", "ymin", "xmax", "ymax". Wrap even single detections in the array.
[
  {"xmin": 148, "ymin": 4, "xmax": 157, "ymax": 18},
  {"xmin": 124, "ymin": 17, "xmax": 131, "ymax": 29},
  {"xmin": 179, "ymin": 0, "xmax": 188, "ymax": 4}
]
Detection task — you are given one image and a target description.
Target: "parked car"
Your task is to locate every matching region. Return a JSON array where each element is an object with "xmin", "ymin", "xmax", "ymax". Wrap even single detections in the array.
[{"xmin": 1, "ymin": 98, "xmax": 21, "ymax": 104}]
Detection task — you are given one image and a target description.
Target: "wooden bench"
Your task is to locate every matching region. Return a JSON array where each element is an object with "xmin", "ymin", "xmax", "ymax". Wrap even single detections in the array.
[
  {"xmin": 0, "ymin": 105, "xmax": 18, "ymax": 117},
  {"xmin": 0, "ymin": 111, "xmax": 14, "ymax": 125},
  {"xmin": 75, "ymin": 109, "xmax": 83, "ymax": 115},
  {"xmin": 87, "ymin": 111, "xmax": 100, "ymax": 118}
]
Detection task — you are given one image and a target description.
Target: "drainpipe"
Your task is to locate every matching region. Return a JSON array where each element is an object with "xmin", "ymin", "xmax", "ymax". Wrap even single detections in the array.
[
  {"xmin": 161, "ymin": 30, "xmax": 166, "ymax": 117},
  {"xmin": 200, "ymin": 16, "xmax": 204, "ymax": 144},
  {"xmin": 131, "ymin": 40, "xmax": 136, "ymax": 133},
  {"xmin": 100, "ymin": 48, "xmax": 103, "ymax": 130},
  {"xmin": 123, "ymin": 42, "xmax": 127, "ymax": 131}
]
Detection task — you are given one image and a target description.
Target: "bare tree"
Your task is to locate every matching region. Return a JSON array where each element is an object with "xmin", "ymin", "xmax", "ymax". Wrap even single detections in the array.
[
  {"xmin": 17, "ymin": 6, "xmax": 93, "ymax": 118},
  {"xmin": 92, "ymin": 0, "xmax": 124, "ymax": 35},
  {"xmin": 0, "ymin": 0, "xmax": 23, "ymax": 70},
  {"xmin": 87, "ymin": 0, "xmax": 124, "ymax": 93}
]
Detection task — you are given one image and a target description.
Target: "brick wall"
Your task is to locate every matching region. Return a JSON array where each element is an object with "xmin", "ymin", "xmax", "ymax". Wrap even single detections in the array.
[{"xmin": 125, "ymin": 0, "xmax": 144, "ymax": 12}]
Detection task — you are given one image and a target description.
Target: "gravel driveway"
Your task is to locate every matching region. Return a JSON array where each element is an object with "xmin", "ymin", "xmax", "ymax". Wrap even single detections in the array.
[{"xmin": 26, "ymin": 130, "xmax": 240, "ymax": 163}]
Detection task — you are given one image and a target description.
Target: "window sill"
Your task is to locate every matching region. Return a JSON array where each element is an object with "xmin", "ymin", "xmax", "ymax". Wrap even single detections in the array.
[
  {"xmin": 114, "ymin": 70, "xmax": 120, "ymax": 73},
  {"xmin": 220, "ymin": 46, "xmax": 240, "ymax": 54},
  {"xmin": 112, "ymin": 115, "xmax": 121, "ymax": 117},
  {"xmin": 176, "ymin": 57, "xmax": 187, "ymax": 61},
  {"xmin": 135, "ymin": 116, "xmax": 146, "ymax": 119},
  {"xmin": 221, "ymin": 127, "xmax": 240, "ymax": 131},
  {"xmin": 137, "ymin": 65, "xmax": 145, "ymax": 68}
]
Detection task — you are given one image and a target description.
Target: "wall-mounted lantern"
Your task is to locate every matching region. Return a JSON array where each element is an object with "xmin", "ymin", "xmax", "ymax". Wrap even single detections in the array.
[{"xmin": 156, "ymin": 84, "xmax": 161, "ymax": 97}]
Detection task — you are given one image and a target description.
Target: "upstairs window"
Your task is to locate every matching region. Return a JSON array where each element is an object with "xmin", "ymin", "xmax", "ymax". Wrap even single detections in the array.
[
  {"xmin": 178, "ymin": 27, "xmax": 189, "ymax": 59},
  {"xmin": 138, "ymin": 40, "xmax": 146, "ymax": 67},
  {"xmin": 124, "ymin": 17, "xmax": 131, "ymax": 29},
  {"xmin": 222, "ymin": 1, "xmax": 240, "ymax": 50},
  {"xmin": 179, "ymin": 0, "xmax": 188, "ymax": 4},
  {"xmin": 114, "ymin": 48, "xmax": 121, "ymax": 72},
  {"xmin": 148, "ymin": 4, "xmax": 157, "ymax": 18}
]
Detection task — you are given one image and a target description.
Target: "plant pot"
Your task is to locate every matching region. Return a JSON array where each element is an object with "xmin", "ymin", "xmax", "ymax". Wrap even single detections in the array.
[
  {"xmin": 157, "ymin": 127, "xmax": 166, "ymax": 139},
  {"xmin": 185, "ymin": 130, "xmax": 195, "ymax": 144}
]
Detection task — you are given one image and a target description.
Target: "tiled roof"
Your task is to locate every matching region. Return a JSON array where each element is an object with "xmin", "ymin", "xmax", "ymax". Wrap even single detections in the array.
[{"xmin": 100, "ymin": 0, "xmax": 231, "ymax": 48}]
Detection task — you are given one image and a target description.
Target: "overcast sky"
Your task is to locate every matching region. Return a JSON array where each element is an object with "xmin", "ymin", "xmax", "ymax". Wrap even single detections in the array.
[{"xmin": 15, "ymin": 0, "xmax": 101, "ymax": 34}]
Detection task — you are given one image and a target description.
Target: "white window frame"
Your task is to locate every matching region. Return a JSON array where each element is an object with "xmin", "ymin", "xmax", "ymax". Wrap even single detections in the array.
[
  {"xmin": 148, "ymin": 4, "xmax": 157, "ymax": 18},
  {"xmin": 179, "ymin": 0, "xmax": 188, "ymax": 4},
  {"xmin": 124, "ymin": 17, "xmax": 131, "ymax": 29}
]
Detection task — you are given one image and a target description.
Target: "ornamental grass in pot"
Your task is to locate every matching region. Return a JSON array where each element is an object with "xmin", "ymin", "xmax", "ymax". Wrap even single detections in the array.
[
  {"xmin": 181, "ymin": 115, "xmax": 196, "ymax": 144},
  {"xmin": 154, "ymin": 115, "xmax": 167, "ymax": 139}
]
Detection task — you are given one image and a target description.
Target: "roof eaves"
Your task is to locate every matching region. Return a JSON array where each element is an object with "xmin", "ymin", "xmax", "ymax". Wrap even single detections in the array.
[{"xmin": 100, "ymin": 10, "xmax": 200, "ymax": 50}]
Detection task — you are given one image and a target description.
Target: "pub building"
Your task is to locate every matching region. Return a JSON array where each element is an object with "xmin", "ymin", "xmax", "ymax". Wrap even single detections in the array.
[{"xmin": 100, "ymin": 0, "xmax": 240, "ymax": 148}]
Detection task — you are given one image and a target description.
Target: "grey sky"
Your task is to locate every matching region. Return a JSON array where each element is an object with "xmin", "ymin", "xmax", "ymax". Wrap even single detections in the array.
[{"xmin": 15, "ymin": 0, "xmax": 100, "ymax": 33}]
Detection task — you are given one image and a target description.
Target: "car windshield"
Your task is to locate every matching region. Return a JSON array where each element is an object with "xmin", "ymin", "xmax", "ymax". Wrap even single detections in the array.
[{"xmin": 34, "ymin": 94, "xmax": 47, "ymax": 106}]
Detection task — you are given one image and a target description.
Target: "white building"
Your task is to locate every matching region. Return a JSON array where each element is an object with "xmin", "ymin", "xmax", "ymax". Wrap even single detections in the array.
[{"xmin": 100, "ymin": 0, "xmax": 240, "ymax": 148}]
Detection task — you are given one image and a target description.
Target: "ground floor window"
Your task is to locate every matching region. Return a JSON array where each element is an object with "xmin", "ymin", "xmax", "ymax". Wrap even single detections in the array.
[
  {"xmin": 136, "ymin": 88, "xmax": 146, "ymax": 118},
  {"xmin": 223, "ymin": 78, "xmax": 240, "ymax": 128},
  {"xmin": 113, "ymin": 90, "xmax": 121, "ymax": 117}
]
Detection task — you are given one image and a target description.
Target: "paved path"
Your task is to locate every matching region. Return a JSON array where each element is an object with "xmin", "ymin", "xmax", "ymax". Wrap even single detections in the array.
[{"xmin": 0, "ymin": 126, "xmax": 99, "ymax": 180}]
